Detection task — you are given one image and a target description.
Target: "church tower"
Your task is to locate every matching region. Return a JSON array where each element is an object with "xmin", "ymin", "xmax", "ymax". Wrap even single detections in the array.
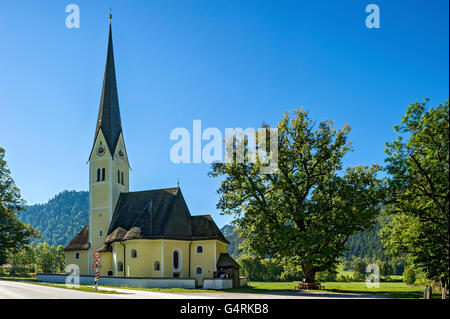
[{"xmin": 88, "ymin": 18, "xmax": 130, "ymax": 273}]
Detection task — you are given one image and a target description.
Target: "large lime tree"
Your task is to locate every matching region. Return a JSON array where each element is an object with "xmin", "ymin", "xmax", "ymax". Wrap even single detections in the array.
[{"xmin": 210, "ymin": 110, "xmax": 385, "ymax": 283}]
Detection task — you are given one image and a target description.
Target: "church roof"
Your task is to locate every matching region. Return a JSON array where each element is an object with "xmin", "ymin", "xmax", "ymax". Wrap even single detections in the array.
[
  {"xmin": 217, "ymin": 253, "xmax": 240, "ymax": 269},
  {"xmin": 105, "ymin": 188, "xmax": 229, "ymax": 244},
  {"xmin": 63, "ymin": 225, "xmax": 90, "ymax": 251},
  {"xmin": 91, "ymin": 22, "xmax": 122, "ymax": 157},
  {"xmin": 191, "ymin": 215, "xmax": 229, "ymax": 243}
]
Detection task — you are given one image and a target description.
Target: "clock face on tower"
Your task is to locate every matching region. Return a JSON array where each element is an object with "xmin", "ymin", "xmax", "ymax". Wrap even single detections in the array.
[
  {"xmin": 118, "ymin": 149, "xmax": 124, "ymax": 160},
  {"xmin": 96, "ymin": 144, "xmax": 106, "ymax": 157}
]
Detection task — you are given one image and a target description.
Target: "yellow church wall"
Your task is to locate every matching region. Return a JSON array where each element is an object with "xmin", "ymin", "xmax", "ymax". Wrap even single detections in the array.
[
  {"xmin": 216, "ymin": 240, "xmax": 227, "ymax": 261},
  {"xmin": 65, "ymin": 250, "xmax": 89, "ymax": 275},
  {"xmin": 90, "ymin": 129, "xmax": 112, "ymax": 161},
  {"xmin": 190, "ymin": 240, "xmax": 216, "ymax": 280},
  {"xmin": 122, "ymin": 240, "xmax": 163, "ymax": 277},
  {"xmin": 90, "ymin": 207, "xmax": 110, "ymax": 253},
  {"xmin": 98, "ymin": 252, "xmax": 113, "ymax": 276},
  {"xmin": 112, "ymin": 242, "xmax": 124, "ymax": 277},
  {"xmin": 91, "ymin": 183, "xmax": 110, "ymax": 207},
  {"xmin": 106, "ymin": 239, "xmax": 228, "ymax": 279},
  {"xmin": 162, "ymin": 240, "xmax": 190, "ymax": 278}
]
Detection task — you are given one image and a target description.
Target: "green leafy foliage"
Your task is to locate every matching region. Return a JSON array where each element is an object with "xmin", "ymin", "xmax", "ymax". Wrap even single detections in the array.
[
  {"xmin": 4, "ymin": 243, "xmax": 65, "ymax": 274},
  {"xmin": 403, "ymin": 266, "xmax": 416, "ymax": 285},
  {"xmin": 211, "ymin": 109, "xmax": 385, "ymax": 282},
  {"xmin": 381, "ymin": 99, "xmax": 449, "ymax": 287},
  {"xmin": 18, "ymin": 190, "xmax": 89, "ymax": 246},
  {"xmin": 0, "ymin": 147, "xmax": 39, "ymax": 264}
]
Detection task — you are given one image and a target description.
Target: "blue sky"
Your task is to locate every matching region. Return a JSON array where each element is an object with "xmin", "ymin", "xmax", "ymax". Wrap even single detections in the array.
[{"xmin": 0, "ymin": 0, "xmax": 448, "ymax": 227}]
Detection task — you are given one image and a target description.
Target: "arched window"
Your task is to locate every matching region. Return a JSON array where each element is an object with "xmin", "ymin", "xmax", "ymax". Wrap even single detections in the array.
[
  {"xmin": 196, "ymin": 245, "xmax": 203, "ymax": 254},
  {"xmin": 96, "ymin": 169, "xmax": 100, "ymax": 182},
  {"xmin": 118, "ymin": 262, "xmax": 123, "ymax": 272},
  {"xmin": 107, "ymin": 271, "xmax": 113, "ymax": 276},
  {"xmin": 99, "ymin": 231, "xmax": 103, "ymax": 237},
  {"xmin": 121, "ymin": 172, "xmax": 124, "ymax": 185},
  {"xmin": 131, "ymin": 249, "xmax": 137, "ymax": 258},
  {"xmin": 154, "ymin": 261, "xmax": 160, "ymax": 271},
  {"xmin": 173, "ymin": 251, "xmax": 179, "ymax": 269},
  {"xmin": 101, "ymin": 168, "xmax": 106, "ymax": 181},
  {"xmin": 75, "ymin": 252, "xmax": 80, "ymax": 260},
  {"xmin": 195, "ymin": 267, "xmax": 203, "ymax": 275},
  {"xmin": 118, "ymin": 170, "xmax": 120, "ymax": 183}
]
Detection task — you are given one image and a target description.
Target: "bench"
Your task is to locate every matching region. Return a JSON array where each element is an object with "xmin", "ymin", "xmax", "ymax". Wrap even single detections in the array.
[{"xmin": 294, "ymin": 281, "xmax": 321, "ymax": 290}]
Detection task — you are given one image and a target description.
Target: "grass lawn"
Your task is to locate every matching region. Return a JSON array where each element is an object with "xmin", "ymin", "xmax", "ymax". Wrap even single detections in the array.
[{"xmin": 320, "ymin": 282, "xmax": 427, "ymax": 299}]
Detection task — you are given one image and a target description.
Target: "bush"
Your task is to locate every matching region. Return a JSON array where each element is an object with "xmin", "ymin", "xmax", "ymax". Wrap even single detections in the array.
[
  {"xmin": 403, "ymin": 267, "xmax": 416, "ymax": 285},
  {"xmin": 316, "ymin": 269, "xmax": 337, "ymax": 282},
  {"xmin": 352, "ymin": 258, "xmax": 367, "ymax": 281}
]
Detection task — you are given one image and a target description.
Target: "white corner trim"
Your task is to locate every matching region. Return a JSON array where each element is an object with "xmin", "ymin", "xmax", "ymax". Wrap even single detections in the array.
[
  {"xmin": 161, "ymin": 240, "xmax": 164, "ymax": 277},
  {"xmin": 214, "ymin": 241, "xmax": 217, "ymax": 272}
]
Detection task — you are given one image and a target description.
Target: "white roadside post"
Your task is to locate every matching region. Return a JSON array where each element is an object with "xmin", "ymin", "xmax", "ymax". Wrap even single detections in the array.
[
  {"xmin": 92, "ymin": 251, "xmax": 102, "ymax": 292},
  {"xmin": 95, "ymin": 270, "xmax": 99, "ymax": 291}
]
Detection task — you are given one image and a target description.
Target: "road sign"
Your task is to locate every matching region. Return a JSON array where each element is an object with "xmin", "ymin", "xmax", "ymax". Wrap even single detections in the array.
[{"xmin": 92, "ymin": 251, "xmax": 102, "ymax": 269}]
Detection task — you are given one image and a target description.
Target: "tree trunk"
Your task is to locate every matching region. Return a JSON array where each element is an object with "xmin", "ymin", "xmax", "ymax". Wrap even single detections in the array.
[{"xmin": 302, "ymin": 265, "xmax": 316, "ymax": 283}]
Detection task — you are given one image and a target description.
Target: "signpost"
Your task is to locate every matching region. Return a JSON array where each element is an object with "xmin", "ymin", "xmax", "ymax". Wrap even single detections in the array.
[{"xmin": 92, "ymin": 251, "xmax": 102, "ymax": 292}]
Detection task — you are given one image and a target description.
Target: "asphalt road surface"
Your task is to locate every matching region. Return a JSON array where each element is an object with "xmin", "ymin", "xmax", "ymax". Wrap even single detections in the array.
[{"xmin": 0, "ymin": 279, "xmax": 388, "ymax": 299}]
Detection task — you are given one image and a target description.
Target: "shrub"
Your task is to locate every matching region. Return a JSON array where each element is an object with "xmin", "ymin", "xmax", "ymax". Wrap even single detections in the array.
[
  {"xmin": 316, "ymin": 269, "xmax": 337, "ymax": 282},
  {"xmin": 403, "ymin": 267, "xmax": 416, "ymax": 285}
]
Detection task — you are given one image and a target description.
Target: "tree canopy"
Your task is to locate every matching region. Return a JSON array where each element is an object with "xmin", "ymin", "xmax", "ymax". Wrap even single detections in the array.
[
  {"xmin": 381, "ymin": 99, "xmax": 449, "ymax": 287},
  {"xmin": 210, "ymin": 109, "xmax": 385, "ymax": 283},
  {"xmin": 0, "ymin": 147, "xmax": 39, "ymax": 264}
]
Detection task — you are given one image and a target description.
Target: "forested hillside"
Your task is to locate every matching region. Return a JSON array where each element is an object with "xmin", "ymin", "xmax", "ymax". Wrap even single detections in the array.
[{"xmin": 19, "ymin": 190, "xmax": 89, "ymax": 247}]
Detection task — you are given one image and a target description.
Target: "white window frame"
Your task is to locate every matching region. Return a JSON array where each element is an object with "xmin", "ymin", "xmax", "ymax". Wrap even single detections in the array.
[
  {"xmin": 195, "ymin": 266, "xmax": 203, "ymax": 276},
  {"xmin": 172, "ymin": 248, "xmax": 182, "ymax": 271},
  {"xmin": 195, "ymin": 245, "xmax": 204, "ymax": 254}
]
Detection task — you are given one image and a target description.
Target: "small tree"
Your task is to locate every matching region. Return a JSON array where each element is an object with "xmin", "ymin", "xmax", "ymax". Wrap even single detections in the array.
[
  {"xmin": 353, "ymin": 258, "xmax": 367, "ymax": 281},
  {"xmin": 0, "ymin": 147, "xmax": 39, "ymax": 264},
  {"xmin": 403, "ymin": 266, "xmax": 416, "ymax": 285}
]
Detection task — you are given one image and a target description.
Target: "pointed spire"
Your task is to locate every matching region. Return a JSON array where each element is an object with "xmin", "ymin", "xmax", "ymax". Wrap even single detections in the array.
[{"xmin": 94, "ymin": 18, "xmax": 122, "ymax": 156}]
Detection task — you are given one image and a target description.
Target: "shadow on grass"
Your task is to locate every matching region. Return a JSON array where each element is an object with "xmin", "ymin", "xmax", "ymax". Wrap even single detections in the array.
[{"xmin": 322, "ymin": 287, "xmax": 420, "ymax": 299}]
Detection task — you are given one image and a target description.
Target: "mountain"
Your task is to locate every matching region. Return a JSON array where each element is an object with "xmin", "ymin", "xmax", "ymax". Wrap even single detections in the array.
[
  {"xmin": 19, "ymin": 190, "xmax": 89, "ymax": 247},
  {"xmin": 219, "ymin": 225, "xmax": 242, "ymax": 257}
]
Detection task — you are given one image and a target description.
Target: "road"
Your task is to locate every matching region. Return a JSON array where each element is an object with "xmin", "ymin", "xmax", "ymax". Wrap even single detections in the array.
[{"xmin": 0, "ymin": 279, "xmax": 388, "ymax": 299}]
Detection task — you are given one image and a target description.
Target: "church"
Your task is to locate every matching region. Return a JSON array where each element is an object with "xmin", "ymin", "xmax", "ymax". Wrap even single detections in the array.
[{"xmin": 63, "ymin": 18, "xmax": 239, "ymax": 287}]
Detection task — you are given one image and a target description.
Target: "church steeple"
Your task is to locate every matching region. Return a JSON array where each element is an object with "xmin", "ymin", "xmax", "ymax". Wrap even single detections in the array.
[{"xmin": 93, "ymin": 19, "xmax": 122, "ymax": 157}]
